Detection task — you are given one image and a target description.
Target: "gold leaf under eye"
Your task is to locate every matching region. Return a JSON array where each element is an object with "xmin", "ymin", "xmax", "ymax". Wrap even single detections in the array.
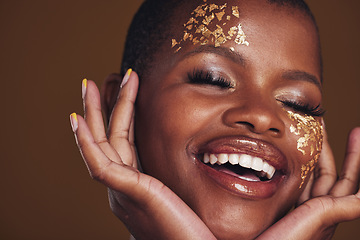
[{"xmin": 286, "ymin": 110, "xmax": 323, "ymax": 188}]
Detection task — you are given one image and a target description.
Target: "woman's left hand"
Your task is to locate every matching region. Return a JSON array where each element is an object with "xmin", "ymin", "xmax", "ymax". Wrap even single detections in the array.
[{"xmin": 256, "ymin": 127, "xmax": 360, "ymax": 240}]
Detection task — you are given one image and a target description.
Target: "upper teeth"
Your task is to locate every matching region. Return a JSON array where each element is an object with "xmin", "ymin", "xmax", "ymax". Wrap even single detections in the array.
[{"xmin": 203, "ymin": 153, "xmax": 276, "ymax": 179}]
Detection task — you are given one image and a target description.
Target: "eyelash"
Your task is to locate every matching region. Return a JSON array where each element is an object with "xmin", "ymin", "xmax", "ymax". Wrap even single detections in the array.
[
  {"xmin": 279, "ymin": 99, "xmax": 325, "ymax": 117},
  {"xmin": 187, "ymin": 70, "xmax": 324, "ymax": 117},
  {"xmin": 188, "ymin": 70, "xmax": 234, "ymax": 89}
]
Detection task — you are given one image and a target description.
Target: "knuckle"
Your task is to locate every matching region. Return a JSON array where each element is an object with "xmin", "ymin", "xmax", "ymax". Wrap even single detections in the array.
[
  {"xmin": 338, "ymin": 173, "xmax": 357, "ymax": 185},
  {"xmin": 90, "ymin": 161, "xmax": 112, "ymax": 182}
]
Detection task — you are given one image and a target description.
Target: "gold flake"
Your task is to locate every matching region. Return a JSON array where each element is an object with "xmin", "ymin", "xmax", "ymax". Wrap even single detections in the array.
[
  {"xmin": 209, "ymin": 4, "xmax": 219, "ymax": 12},
  {"xmin": 234, "ymin": 24, "xmax": 249, "ymax": 46},
  {"xmin": 220, "ymin": 3, "xmax": 227, "ymax": 10},
  {"xmin": 215, "ymin": 36, "xmax": 226, "ymax": 47},
  {"xmin": 228, "ymin": 26, "xmax": 237, "ymax": 37},
  {"xmin": 171, "ymin": 39, "xmax": 178, "ymax": 48},
  {"xmin": 286, "ymin": 110, "xmax": 323, "ymax": 188},
  {"xmin": 183, "ymin": 32, "xmax": 191, "ymax": 41},
  {"xmin": 186, "ymin": 17, "xmax": 198, "ymax": 25},
  {"xmin": 172, "ymin": 2, "xmax": 250, "ymax": 52},
  {"xmin": 203, "ymin": 13, "xmax": 215, "ymax": 25},
  {"xmin": 232, "ymin": 6, "xmax": 240, "ymax": 18},
  {"xmin": 186, "ymin": 24, "xmax": 193, "ymax": 30},
  {"xmin": 215, "ymin": 10, "xmax": 225, "ymax": 21},
  {"xmin": 194, "ymin": 5, "xmax": 207, "ymax": 17},
  {"xmin": 200, "ymin": 39, "xmax": 209, "ymax": 45}
]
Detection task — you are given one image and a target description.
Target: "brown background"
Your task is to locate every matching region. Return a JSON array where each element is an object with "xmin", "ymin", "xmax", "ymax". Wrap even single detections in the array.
[{"xmin": 1, "ymin": 0, "xmax": 359, "ymax": 239}]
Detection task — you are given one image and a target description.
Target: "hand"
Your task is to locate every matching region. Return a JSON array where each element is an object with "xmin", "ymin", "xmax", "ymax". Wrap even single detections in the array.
[
  {"xmin": 256, "ymin": 127, "xmax": 360, "ymax": 240},
  {"xmin": 70, "ymin": 72, "xmax": 216, "ymax": 240}
]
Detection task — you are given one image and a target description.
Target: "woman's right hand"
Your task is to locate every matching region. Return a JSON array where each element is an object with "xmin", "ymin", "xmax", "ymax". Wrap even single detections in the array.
[{"xmin": 70, "ymin": 71, "xmax": 216, "ymax": 240}]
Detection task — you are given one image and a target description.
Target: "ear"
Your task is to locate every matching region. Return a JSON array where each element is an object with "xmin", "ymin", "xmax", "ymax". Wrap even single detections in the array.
[{"xmin": 101, "ymin": 73, "xmax": 123, "ymax": 124}]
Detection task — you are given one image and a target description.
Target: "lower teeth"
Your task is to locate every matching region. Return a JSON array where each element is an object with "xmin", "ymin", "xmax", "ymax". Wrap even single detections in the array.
[{"xmin": 210, "ymin": 163, "xmax": 271, "ymax": 181}]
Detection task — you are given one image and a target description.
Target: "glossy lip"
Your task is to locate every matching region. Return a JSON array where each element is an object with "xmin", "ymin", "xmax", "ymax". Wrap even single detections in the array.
[{"xmin": 192, "ymin": 136, "xmax": 288, "ymax": 199}]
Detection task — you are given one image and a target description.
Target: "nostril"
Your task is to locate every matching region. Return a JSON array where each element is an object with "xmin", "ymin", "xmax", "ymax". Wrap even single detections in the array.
[
  {"xmin": 236, "ymin": 121, "xmax": 255, "ymax": 129},
  {"xmin": 269, "ymin": 128, "xmax": 280, "ymax": 133},
  {"xmin": 236, "ymin": 121, "xmax": 281, "ymax": 135}
]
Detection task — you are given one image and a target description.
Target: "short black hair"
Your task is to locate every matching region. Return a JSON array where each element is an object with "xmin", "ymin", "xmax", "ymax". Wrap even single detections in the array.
[
  {"xmin": 120, "ymin": 0, "xmax": 181, "ymax": 79},
  {"xmin": 120, "ymin": 0, "xmax": 320, "ymax": 80}
]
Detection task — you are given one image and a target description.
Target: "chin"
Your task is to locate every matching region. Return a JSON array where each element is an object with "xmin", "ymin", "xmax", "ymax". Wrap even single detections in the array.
[{"xmin": 203, "ymin": 216, "xmax": 268, "ymax": 240}]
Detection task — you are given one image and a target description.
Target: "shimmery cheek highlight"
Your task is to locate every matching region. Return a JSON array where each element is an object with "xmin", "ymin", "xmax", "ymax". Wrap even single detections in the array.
[
  {"xmin": 171, "ymin": 1, "xmax": 249, "ymax": 53},
  {"xmin": 286, "ymin": 110, "xmax": 324, "ymax": 188}
]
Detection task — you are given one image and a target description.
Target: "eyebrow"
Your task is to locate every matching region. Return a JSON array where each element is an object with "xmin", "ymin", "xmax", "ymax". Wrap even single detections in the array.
[
  {"xmin": 180, "ymin": 45, "xmax": 246, "ymax": 67},
  {"xmin": 282, "ymin": 70, "xmax": 322, "ymax": 90}
]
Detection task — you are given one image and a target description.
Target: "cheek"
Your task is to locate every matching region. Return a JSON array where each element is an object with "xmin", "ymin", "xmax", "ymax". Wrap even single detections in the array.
[
  {"xmin": 136, "ymin": 87, "xmax": 223, "ymax": 165},
  {"xmin": 285, "ymin": 110, "xmax": 323, "ymax": 188},
  {"xmin": 148, "ymin": 87, "xmax": 227, "ymax": 143}
]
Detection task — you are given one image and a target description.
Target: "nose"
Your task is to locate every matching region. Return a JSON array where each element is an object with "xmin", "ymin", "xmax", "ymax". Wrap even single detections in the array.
[{"xmin": 222, "ymin": 98, "xmax": 285, "ymax": 138}]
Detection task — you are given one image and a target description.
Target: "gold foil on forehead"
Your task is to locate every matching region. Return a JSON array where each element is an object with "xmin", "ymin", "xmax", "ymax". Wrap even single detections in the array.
[
  {"xmin": 171, "ymin": 0, "xmax": 249, "ymax": 52},
  {"xmin": 215, "ymin": 10, "xmax": 225, "ymax": 21},
  {"xmin": 232, "ymin": 6, "xmax": 240, "ymax": 18},
  {"xmin": 203, "ymin": 13, "xmax": 215, "ymax": 25},
  {"xmin": 194, "ymin": 5, "xmax": 207, "ymax": 17},
  {"xmin": 209, "ymin": 3, "xmax": 219, "ymax": 12},
  {"xmin": 286, "ymin": 110, "xmax": 323, "ymax": 188},
  {"xmin": 220, "ymin": 3, "xmax": 227, "ymax": 10}
]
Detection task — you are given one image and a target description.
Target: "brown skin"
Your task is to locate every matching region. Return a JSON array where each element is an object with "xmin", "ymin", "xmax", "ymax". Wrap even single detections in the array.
[
  {"xmin": 136, "ymin": 1, "xmax": 321, "ymax": 239},
  {"xmin": 70, "ymin": 0, "xmax": 360, "ymax": 239}
]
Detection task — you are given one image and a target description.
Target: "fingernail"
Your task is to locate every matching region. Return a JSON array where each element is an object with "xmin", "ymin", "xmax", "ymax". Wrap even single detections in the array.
[
  {"xmin": 120, "ymin": 68, "xmax": 132, "ymax": 88},
  {"xmin": 82, "ymin": 78, "xmax": 87, "ymax": 99},
  {"xmin": 70, "ymin": 113, "xmax": 78, "ymax": 132}
]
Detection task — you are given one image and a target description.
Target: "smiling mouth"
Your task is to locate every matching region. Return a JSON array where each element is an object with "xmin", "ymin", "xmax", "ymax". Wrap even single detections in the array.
[
  {"xmin": 194, "ymin": 136, "xmax": 287, "ymax": 198},
  {"xmin": 202, "ymin": 153, "xmax": 276, "ymax": 181}
]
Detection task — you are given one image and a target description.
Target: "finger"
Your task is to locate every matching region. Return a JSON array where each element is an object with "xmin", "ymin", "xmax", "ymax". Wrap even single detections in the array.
[
  {"xmin": 129, "ymin": 111, "xmax": 138, "ymax": 168},
  {"xmin": 330, "ymin": 127, "xmax": 360, "ymax": 197},
  {"xmin": 83, "ymin": 79, "xmax": 107, "ymax": 142},
  {"xmin": 82, "ymin": 79, "xmax": 120, "ymax": 162},
  {"xmin": 297, "ymin": 172, "xmax": 314, "ymax": 205},
  {"xmin": 256, "ymin": 194, "xmax": 360, "ymax": 240},
  {"xmin": 311, "ymin": 126, "xmax": 337, "ymax": 197},
  {"xmin": 107, "ymin": 70, "xmax": 139, "ymax": 166},
  {"xmin": 71, "ymin": 113, "xmax": 142, "ymax": 193}
]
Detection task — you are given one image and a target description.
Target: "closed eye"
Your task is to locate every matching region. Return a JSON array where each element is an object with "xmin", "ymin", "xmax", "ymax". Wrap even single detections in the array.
[
  {"xmin": 278, "ymin": 99, "xmax": 325, "ymax": 117},
  {"xmin": 188, "ymin": 69, "xmax": 234, "ymax": 89}
]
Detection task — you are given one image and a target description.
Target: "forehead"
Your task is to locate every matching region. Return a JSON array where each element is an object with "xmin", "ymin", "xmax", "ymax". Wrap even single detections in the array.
[
  {"xmin": 166, "ymin": 0, "xmax": 319, "ymax": 62},
  {"xmin": 171, "ymin": 0, "xmax": 316, "ymax": 49},
  {"xmin": 150, "ymin": 0, "xmax": 320, "ymax": 82}
]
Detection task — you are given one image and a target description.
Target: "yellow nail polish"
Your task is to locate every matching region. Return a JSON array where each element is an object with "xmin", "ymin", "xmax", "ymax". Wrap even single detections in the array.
[
  {"xmin": 70, "ymin": 112, "xmax": 78, "ymax": 132},
  {"xmin": 121, "ymin": 68, "xmax": 132, "ymax": 88},
  {"xmin": 127, "ymin": 68, "xmax": 132, "ymax": 76},
  {"xmin": 82, "ymin": 78, "xmax": 87, "ymax": 99}
]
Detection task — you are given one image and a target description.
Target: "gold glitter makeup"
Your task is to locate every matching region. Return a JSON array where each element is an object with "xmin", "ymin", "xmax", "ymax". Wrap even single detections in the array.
[
  {"xmin": 286, "ymin": 110, "xmax": 323, "ymax": 188},
  {"xmin": 172, "ymin": 0, "xmax": 249, "ymax": 53}
]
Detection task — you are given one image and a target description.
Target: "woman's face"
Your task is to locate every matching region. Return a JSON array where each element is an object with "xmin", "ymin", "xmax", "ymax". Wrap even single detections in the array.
[{"xmin": 135, "ymin": 0, "xmax": 323, "ymax": 239}]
